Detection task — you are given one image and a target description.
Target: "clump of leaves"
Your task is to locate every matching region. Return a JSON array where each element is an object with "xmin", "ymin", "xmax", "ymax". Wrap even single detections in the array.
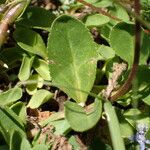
[{"xmin": 0, "ymin": 0, "xmax": 150, "ymax": 150}]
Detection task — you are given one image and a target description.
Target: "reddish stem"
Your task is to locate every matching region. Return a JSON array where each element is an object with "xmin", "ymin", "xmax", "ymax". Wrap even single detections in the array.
[
  {"xmin": 110, "ymin": 0, "xmax": 141, "ymax": 101},
  {"xmin": 77, "ymin": 0, "xmax": 122, "ymax": 21}
]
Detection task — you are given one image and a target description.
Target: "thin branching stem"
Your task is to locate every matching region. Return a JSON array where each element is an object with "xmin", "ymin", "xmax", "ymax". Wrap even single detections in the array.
[
  {"xmin": 77, "ymin": 0, "xmax": 121, "ymax": 21},
  {"xmin": 77, "ymin": 0, "xmax": 150, "ymax": 30},
  {"xmin": 110, "ymin": 0, "xmax": 141, "ymax": 101}
]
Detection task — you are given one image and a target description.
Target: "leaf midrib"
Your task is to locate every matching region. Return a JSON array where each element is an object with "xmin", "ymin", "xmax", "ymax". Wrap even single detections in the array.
[{"xmin": 67, "ymin": 31, "xmax": 83, "ymax": 102}]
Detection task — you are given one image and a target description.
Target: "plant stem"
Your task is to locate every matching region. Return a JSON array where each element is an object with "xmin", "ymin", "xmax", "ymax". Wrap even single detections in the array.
[
  {"xmin": 104, "ymin": 101, "xmax": 125, "ymax": 150},
  {"xmin": 77, "ymin": 0, "xmax": 121, "ymax": 21},
  {"xmin": 77, "ymin": 0, "xmax": 150, "ymax": 30},
  {"xmin": 110, "ymin": 0, "xmax": 141, "ymax": 101},
  {"xmin": 0, "ymin": 1, "xmax": 30, "ymax": 48}
]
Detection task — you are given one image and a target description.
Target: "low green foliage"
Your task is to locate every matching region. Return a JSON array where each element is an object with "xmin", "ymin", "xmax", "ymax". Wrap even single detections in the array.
[{"xmin": 0, "ymin": 0, "xmax": 150, "ymax": 149}]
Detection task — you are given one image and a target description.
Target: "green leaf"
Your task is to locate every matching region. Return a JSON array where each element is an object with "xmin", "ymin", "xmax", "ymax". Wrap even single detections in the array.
[
  {"xmin": 20, "ymin": 138, "xmax": 32, "ymax": 150},
  {"xmin": 98, "ymin": 45, "xmax": 115, "ymax": 60},
  {"xmin": 26, "ymin": 74, "xmax": 44, "ymax": 95},
  {"xmin": 85, "ymin": 14, "xmax": 110, "ymax": 27},
  {"xmin": 68, "ymin": 136, "xmax": 81, "ymax": 150},
  {"xmin": 17, "ymin": 6, "xmax": 56, "ymax": 31},
  {"xmin": 99, "ymin": 22, "xmax": 114, "ymax": 42},
  {"xmin": 33, "ymin": 58, "xmax": 51, "ymax": 81},
  {"xmin": 94, "ymin": 0, "xmax": 113, "ymax": 7},
  {"xmin": 0, "ymin": 145, "xmax": 9, "ymax": 150},
  {"xmin": 120, "ymin": 120, "xmax": 134, "ymax": 138},
  {"xmin": 65, "ymin": 97, "xmax": 102, "ymax": 132},
  {"xmin": 117, "ymin": 109, "xmax": 134, "ymax": 138},
  {"xmin": 81, "ymin": 0, "xmax": 113, "ymax": 7},
  {"xmin": 124, "ymin": 108, "xmax": 150, "ymax": 128},
  {"xmin": 143, "ymin": 94, "xmax": 150, "ymax": 105},
  {"xmin": 0, "ymin": 106, "xmax": 25, "ymax": 144},
  {"xmin": 110, "ymin": 22, "xmax": 150, "ymax": 65},
  {"xmin": 14, "ymin": 27, "xmax": 48, "ymax": 59},
  {"xmin": 0, "ymin": 47, "xmax": 23, "ymax": 65},
  {"xmin": 104, "ymin": 101, "xmax": 125, "ymax": 150},
  {"xmin": 10, "ymin": 130, "xmax": 23, "ymax": 150},
  {"xmin": 109, "ymin": 4, "xmax": 129, "ymax": 25},
  {"xmin": 110, "ymin": 22, "xmax": 134, "ymax": 65},
  {"xmin": 39, "ymin": 112, "xmax": 64, "ymax": 126},
  {"xmin": 27, "ymin": 89, "xmax": 53, "ymax": 109},
  {"xmin": 0, "ymin": 87, "xmax": 22, "ymax": 106},
  {"xmin": 18, "ymin": 55, "xmax": 34, "ymax": 81},
  {"xmin": 48, "ymin": 119, "xmax": 71, "ymax": 135},
  {"xmin": 47, "ymin": 15, "xmax": 97, "ymax": 103},
  {"xmin": 32, "ymin": 145, "xmax": 50, "ymax": 150},
  {"xmin": 140, "ymin": 32, "xmax": 150, "ymax": 64},
  {"xmin": 136, "ymin": 66, "xmax": 150, "ymax": 90},
  {"xmin": 10, "ymin": 102, "xmax": 26, "ymax": 124}
]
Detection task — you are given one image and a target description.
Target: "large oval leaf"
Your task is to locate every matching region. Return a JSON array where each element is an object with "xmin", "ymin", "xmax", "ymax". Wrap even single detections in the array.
[
  {"xmin": 47, "ymin": 15, "xmax": 97, "ymax": 103},
  {"xmin": 65, "ymin": 97, "xmax": 102, "ymax": 132}
]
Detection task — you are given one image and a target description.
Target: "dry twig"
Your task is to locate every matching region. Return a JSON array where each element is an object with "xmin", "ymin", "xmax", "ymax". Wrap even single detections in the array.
[{"xmin": 102, "ymin": 63, "xmax": 127, "ymax": 99}]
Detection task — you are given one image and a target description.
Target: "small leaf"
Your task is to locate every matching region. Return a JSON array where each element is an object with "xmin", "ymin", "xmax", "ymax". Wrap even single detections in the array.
[
  {"xmin": 136, "ymin": 66, "xmax": 150, "ymax": 89},
  {"xmin": 120, "ymin": 120, "xmax": 134, "ymax": 138},
  {"xmin": 14, "ymin": 27, "xmax": 48, "ymax": 59},
  {"xmin": 47, "ymin": 15, "xmax": 97, "ymax": 103},
  {"xmin": 0, "ymin": 87, "xmax": 22, "ymax": 106},
  {"xmin": 18, "ymin": 55, "xmax": 34, "ymax": 81},
  {"xmin": 109, "ymin": 4, "xmax": 129, "ymax": 24},
  {"xmin": 10, "ymin": 102, "xmax": 26, "ymax": 124},
  {"xmin": 17, "ymin": 6, "xmax": 56, "ymax": 31},
  {"xmin": 140, "ymin": 32, "xmax": 150, "ymax": 64},
  {"xmin": 117, "ymin": 109, "xmax": 134, "ymax": 138},
  {"xmin": 39, "ymin": 112, "xmax": 64, "ymax": 126},
  {"xmin": 26, "ymin": 74, "xmax": 44, "ymax": 95},
  {"xmin": 100, "ymin": 22, "xmax": 114, "ymax": 42},
  {"xmin": 0, "ymin": 106, "xmax": 25, "ymax": 144},
  {"xmin": 98, "ymin": 45, "xmax": 115, "ymax": 60},
  {"xmin": 65, "ymin": 97, "xmax": 102, "ymax": 132},
  {"xmin": 85, "ymin": 14, "xmax": 110, "ymax": 27},
  {"xmin": 143, "ymin": 94, "xmax": 150, "ymax": 105},
  {"xmin": 0, "ymin": 47, "xmax": 23, "ymax": 65},
  {"xmin": 124, "ymin": 108, "xmax": 150, "ymax": 128},
  {"xmin": 27, "ymin": 89, "xmax": 53, "ymax": 109},
  {"xmin": 94, "ymin": 0, "xmax": 113, "ymax": 7},
  {"xmin": 20, "ymin": 138, "xmax": 32, "ymax": 150},
  {"xmin": 48, "ymin": 119, "xmax": 71, "ymax": 135},
  {"xmin": 110, "ymin": 22, "xmax": 134, "ymax": 65},
  {"xmin": 33, "ymin": 58, "xmax": 51, "ymax": 81}
]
